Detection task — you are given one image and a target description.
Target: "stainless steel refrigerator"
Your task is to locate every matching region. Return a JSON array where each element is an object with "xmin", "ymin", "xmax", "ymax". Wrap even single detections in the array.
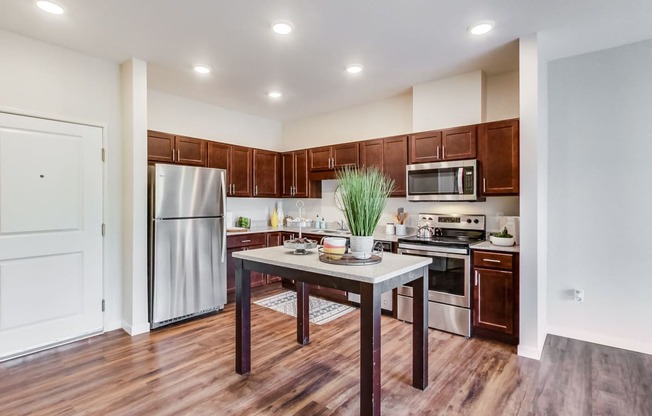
[{"xmin": 148, "ymin": 163, "xmax": 227, "ymax": 329}]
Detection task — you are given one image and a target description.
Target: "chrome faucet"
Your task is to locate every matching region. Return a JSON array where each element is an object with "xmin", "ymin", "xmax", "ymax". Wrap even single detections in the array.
[{"xmin": 335, "ymin": 219, "xmax": 347, "ymax": 231}]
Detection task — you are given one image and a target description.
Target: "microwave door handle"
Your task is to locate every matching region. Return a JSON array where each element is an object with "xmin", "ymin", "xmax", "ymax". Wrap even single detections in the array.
[{"xmin": 458, "ymin": 167, "xmax": 464, "ymax": 194}]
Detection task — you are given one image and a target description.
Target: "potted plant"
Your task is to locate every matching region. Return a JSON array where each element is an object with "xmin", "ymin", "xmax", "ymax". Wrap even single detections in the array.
[
  {"xmin": 336, "ymin": 166, "xmax": 395, "ymax": 258},
  {"xmin": 490, "ymin": 227, "xmax": 515, "ymax": 246}
]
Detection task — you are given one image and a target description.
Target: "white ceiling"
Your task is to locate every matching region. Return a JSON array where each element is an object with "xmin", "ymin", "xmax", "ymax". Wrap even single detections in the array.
[{"xmin": 1, "ymin": 1, "xmax": 652, "ymax": 122}]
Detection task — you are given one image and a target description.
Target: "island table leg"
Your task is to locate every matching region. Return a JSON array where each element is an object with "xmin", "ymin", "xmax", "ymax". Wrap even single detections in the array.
[
  {"xmin": 412, "ymin": 266, "xmax": 429, "ymax": 390},
  {"xmin": 360, "ymin": 283, "xmax": 381, "ymax": 416},
  {"xmin": 235, "ymin": 259, "xmax": 251, "ymax": 375},
  {"xmin": 296, "ymin": 281, "xmax": 310, "ymax": 345}
]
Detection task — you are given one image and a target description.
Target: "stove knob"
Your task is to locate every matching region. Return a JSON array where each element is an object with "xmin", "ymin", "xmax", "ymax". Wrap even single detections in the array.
[
  {"xmin": 466, "ymin": 219, "xmax": 472, "ymax": 223},
  {"xmin": 473, "ymin": 219, "xmax": 479, "ymax": 224}
]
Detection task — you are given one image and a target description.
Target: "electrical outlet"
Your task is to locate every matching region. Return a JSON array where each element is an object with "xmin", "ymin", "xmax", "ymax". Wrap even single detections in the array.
[{"xmin": 574, "ymin": 289, "xmax": 585, "ymax": 302}]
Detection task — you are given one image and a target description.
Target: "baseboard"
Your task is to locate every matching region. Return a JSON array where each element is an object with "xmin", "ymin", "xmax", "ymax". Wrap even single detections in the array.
[
  {"xmin": 121, "ymin": 320, "xmax": 150, "ymax": 336},
  {"xmin": 104, "ymin": 319, "xmax": 122, "ymax": 332},
  {"xmin": 547, "ymin": 325, "xmax": 652, "ymax": 355}
]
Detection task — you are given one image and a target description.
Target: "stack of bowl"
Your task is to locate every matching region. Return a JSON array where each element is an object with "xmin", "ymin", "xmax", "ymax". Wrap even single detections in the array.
[{"xmin": 323, "ymin": 237, "xmax": 347, "ymax": 260}]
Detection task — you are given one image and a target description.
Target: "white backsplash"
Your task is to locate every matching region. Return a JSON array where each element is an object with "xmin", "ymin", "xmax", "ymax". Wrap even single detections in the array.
[{"xmin": 227, "ymin": 179, "xmax": 519, "ymax": 232}]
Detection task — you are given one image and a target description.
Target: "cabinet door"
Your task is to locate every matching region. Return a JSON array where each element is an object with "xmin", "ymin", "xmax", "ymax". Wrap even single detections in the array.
[
  {"xmin": 147, "ymin": 130, "xmax": 175, "ymax": 163},
  {"xmin": 384, "ymin": 136, "xmax": 408, "ymax": 197},
  {"xmin": 174, "ymin": 135, "xmax": 207, "ymax": 166},
  {"xmin": 309, "ymin": 146, "xmax": 332, "ymax": 171},
  {"xmin": 226, "ymin": 245, "xmax": 266, "ymax": 294},
  {"xmin": 247, "ymin": 244, "xmax": 267, "ymax": 288},
  {"xmin": 360, "ymin": 139, "xmax": 383, "ymax": 169},
  {"xmin": 206, "ymin": 141, "xmax": 230, "ymax": 170},
  {"xmin": 253, "ymin": 149, "xmax": 280, "ymax": 197},
  {"xmin": 230, "ymin": 145, "xmax": 252, "ymax": 197},
  {"xmin": 473, "ymin": 267, "xmax": 514, "ymax": 334},
  {"xmin": 281, "ymin": 152, "xmax": 295, "ymax": 197},
  {"xmin": 478, "ymin": 119, "xmax": 519, "ymax": 195},
  {"xmin": 332, "ymin": 143, "xmax": 359, "ymax": 168},
  {"xmin": 409, "ymin": 130, "xmax": 441, "ymax": 164},
  {"xmin": 441, "ymin": 125, "xmax": 476, "ymax": 160},
  {"xmin": 293, "ymin": 150, "xmax": 309, "ymax": 198},
  {"xmin": 266, "ymin": 232, "xmax": 283, "ymax": 283}
]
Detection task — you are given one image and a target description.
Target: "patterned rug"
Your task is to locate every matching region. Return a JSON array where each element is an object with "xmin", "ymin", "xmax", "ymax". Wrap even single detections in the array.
[{"xmin": 254, "ymin": 291, "xmax": 356, "ymax": 325}]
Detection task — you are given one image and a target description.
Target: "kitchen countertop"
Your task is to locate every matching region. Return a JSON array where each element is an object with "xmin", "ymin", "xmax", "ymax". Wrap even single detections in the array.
[
  {"xmin": 471, "ymin": 241, "xmax": 520, "ymax": 253},
  {"xmin": 227, "ymin": 226, "xmax": 413, "ymax": 242}
]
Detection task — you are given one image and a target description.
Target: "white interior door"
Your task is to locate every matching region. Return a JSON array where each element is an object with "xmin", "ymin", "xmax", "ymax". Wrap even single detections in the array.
[{"xmin": 0, "ymin": 112, "xmax": 103, "ymax": 360}]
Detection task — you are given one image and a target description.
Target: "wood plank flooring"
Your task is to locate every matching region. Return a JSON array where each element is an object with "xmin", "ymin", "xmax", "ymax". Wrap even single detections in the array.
[{"xmin": 1, "ymin": 284, "xmax": 650, "ymax": 415}]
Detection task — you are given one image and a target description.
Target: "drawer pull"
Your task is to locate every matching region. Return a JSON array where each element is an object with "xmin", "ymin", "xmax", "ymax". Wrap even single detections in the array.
[
  {"xmin": 483, "ymin": 258, "xmax": 501, "ymax": 263},
  {"xmin": 241, "ymin": 239, "xmax": 251, "ymax": 243}
]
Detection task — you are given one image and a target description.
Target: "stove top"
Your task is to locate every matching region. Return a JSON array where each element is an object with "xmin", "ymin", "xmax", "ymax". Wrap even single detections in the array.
[{"xmin": 398, "ymin": 213, "xmax": 486, "ymax": 252}]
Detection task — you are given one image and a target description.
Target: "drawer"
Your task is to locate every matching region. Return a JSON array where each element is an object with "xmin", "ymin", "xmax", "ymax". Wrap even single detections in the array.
[
  {"xmin": 473, "ymin": 250, "xmax": 513, "ymax": 270},
  {"xmin": 227, "ymin": 233, "xmax": 267, "ymax": 248}
]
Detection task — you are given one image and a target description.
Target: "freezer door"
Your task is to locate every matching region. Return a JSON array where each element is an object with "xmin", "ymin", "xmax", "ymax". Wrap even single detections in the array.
[
  {"xmin": 153, "ymin": 164, "xmax": 226, "ymax": 219},
  {"xmin": 151, "ymin": 217, "xmax": 226, "ymax": 326}
]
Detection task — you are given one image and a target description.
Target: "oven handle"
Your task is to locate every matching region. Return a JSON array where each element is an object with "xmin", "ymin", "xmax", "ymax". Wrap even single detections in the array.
[{"xmin": 398, "ymin": 248, "xmax": 469, "ymax": 260}]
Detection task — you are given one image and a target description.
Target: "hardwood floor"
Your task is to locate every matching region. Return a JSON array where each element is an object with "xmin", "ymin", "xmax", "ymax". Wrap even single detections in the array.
[{"xmin": 1, "ymin": 284, "xmax": 650, "ymax": 415}]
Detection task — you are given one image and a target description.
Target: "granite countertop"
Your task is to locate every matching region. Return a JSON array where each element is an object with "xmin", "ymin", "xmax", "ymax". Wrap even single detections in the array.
[
  {"xmin": 471, "ymin": 241, "xmax": 520, "ymax": 253},
  {"xmin": 227, "ymin": 226, "xmax": 414, "ymax": 242},
  {"xmin": 232, "ymin": 246, "xmax": 431, "ymax": 284}
]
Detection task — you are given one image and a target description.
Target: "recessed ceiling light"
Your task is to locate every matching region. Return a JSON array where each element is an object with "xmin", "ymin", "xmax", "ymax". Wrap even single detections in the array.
[
  {"xmin": 36, "ymin": 1, "xmax": 64, "ymax": 14},
  {"xmin": 272, "ymin": 21, "xmax": 293, "ymax": 35},
  {"xmin": 346, "ymin": 64, "xmax": 364, "ymax": 74},
  {"xmin": 268, "ymin": 91, "xmax": 282, "ymax": 98},
  {"xmin": 194, "ymin": 65, "xmax": 211, "ymax": 74},
  {"xmin": 469, "ymin": 21, "xmax": 494, "ymax": 35}
]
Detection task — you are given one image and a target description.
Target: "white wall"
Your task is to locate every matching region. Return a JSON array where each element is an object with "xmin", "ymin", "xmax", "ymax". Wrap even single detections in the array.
[
  {"xmin": 547, "ymin": 39, "xmax": 652, "ymax": 354},
  {"xmin": 281, "ymin": 92, "xmax": 413, "ymax": 151},
  {"xmin": 486, "ymin": 71, "xmax": 520, "ymax": 122},
  {"xmin": 413, "ymin": 70, "xmax": 485, "ymax": 131},
  {"xmin": 0, "ymin": 29, "xmax": 123, "ymax": 331},
  {"xmin": 148, "ymin": 89, "xmax": 283, "ymax": 150}
]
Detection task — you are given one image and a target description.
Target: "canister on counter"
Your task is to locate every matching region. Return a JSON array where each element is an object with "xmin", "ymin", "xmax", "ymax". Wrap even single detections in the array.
[{"xmin": 385, "ymin": 223, "xmax": 395, "ymax": 235}]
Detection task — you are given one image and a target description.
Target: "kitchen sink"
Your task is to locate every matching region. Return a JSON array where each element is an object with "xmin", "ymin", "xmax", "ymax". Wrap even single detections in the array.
[{"xmin": 308, "ymin": 229, "xmax": 351, "ymax": 235}]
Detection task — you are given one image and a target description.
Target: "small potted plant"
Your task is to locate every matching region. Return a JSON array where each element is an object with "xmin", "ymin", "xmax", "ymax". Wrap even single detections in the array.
[
  {"xmin": 336, "ymin": 165, "xmax": 394, "ymax": 258},
  {"xmin": 490, "ymin": 227, "xmax": 515, "ymax": 246}
]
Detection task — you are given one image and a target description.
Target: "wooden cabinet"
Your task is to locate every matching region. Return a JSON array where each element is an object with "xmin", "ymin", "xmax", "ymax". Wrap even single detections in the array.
[
  {"xmin": 282, "ymin": 150, "xmax": 309, "ymax": 198},
  {"xmin": 147, "ymin": 130, "xmax": 207, "ymax": 166},
  {"xmin": 409, "ymin": 125, "xmax": 476, "ymax": 164},
  {"xmin": 309, "ymin": 143, "xmax": 359, "ymax": 171},
  {"xmin": 266, "ymin": 232, "xmax": 283, "ymax": 283},
  {"xmin": 226, "ymin": 233, "xmax": 268, "ymax": 295},
  {"xmin": 207, "ymin": 142, "xmax": 252, "ymax": 197},
  {"xmin": 477, "ymin": 119, "xmax": 519, "ymax": 196},
  {"xmin": 472, "ymin": 250, "xmax": 519, "ymax": 345},
  {"xmin": 360, "ymin": 135, "xmax": 408, "ymax": 197},
  {"xmin": 252, "ymin": 149, "xmax": 281, "ymax": 197}
]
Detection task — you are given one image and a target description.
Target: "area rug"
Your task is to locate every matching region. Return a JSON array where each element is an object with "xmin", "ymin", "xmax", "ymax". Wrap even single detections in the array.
[{"xmin": 254, "ymin": 291, "xmax": 356, "ymax": 325}]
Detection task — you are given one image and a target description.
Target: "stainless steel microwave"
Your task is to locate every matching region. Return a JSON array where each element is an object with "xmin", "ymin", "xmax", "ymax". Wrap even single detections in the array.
[{"xmin": 406, "ymin": 160, "xmax": 478, "ymax": 201}]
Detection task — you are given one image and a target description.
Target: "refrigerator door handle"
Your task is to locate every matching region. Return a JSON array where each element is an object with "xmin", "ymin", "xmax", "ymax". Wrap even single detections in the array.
[{"xmin": 221, "ymin": 173, "xmax": 227, "ymax": 263}]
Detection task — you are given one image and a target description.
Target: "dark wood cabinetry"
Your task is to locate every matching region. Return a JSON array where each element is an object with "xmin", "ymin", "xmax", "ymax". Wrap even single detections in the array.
[
  {"xmin": 147, "ymin": 130, "xmax": 207, "ymax": 166},
  {"xmin": 252, "ymin": 149, "xmax": 281, "ymax": 197},
  {"xmin": 360, "ymin": 135, "xmax": 408, "ymax": 197},
  {"xmin": 266, "ymin": 232, "xmax": 283, "ymax": 283},
  {"xmin": 282, "ymin": 150, "xmax": 310, "ymax": 197},
  {"xmin": 309, "ymin": 143, "xmax": 359, "ymax": 171},
  {"xmin": 472, "ymin": 250, "xmax": 519, "ymax": 345},
  {"xmin": 478, "ymin": 119, "xmax": 519, "ymax": 196},
  {"xmin": 409, "ymin": 125, "xmax": 476, "ymax": 164},
  {"xmin": 207, "ymin": 142, "xmax": 252, "ymax": 197},
  {"xmin": 226, "ymin": 233, "xmax": 268, "ymax": 294}
]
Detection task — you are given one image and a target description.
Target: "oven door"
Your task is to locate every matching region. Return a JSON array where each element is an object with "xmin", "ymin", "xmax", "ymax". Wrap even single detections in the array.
[{"xmin": 397, "ymin": 248, "xmax": 470, "ymax": 308}]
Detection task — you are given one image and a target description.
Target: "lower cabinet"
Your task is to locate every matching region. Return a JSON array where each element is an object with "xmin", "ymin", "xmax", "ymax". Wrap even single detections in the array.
[
  {"xmin": 226, "ymin": 233, "xmax": 267, "ymax": 295},
  {"xmin": 472, "ymin": 250, "xmax": 519, "ymax": 345},
  {"xmin": 266, "ymin": 232, "xmax": 283, "ymax": 283}
]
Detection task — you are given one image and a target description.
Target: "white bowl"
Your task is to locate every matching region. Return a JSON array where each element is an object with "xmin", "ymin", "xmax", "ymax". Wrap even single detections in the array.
[{"xmin": 490, "ymin": 235, "xmax": 515, "ymax": 246}]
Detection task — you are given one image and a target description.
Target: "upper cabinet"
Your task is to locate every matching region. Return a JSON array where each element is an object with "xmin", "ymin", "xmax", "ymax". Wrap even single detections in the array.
[
  {"xmin": 477, "ymin": 119, "xmax": 519, "ymax": 196},
  {"xmin": 252, "ymin": 149, "xmax": 281, "ymax": 197},
  {"xmin": 207, "ymin": 141, "xmax": 252, "ymax": 197},
  {"xmin": 148, "ymin": 130, "xmax": 207, "ymax": 166},
  {"xmin": 408, "ymin": 125, "xmax": 476, "ymax": 164},
  {"xmin": 360, "ymin": 135, "xmax": 408, "ymax": 197},
  {"xmin": 309, "ymin": 143, "xmax": 359, "ymax": 171},
  {"xmin": 282, "ymin": 150, "xmax": 309, "ymax": 198}
]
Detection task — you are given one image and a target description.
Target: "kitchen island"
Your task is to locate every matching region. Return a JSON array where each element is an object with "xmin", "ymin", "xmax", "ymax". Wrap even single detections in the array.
[{"xmin": 233, "ymin": 246, "xmax": 432, "ymax": 415}]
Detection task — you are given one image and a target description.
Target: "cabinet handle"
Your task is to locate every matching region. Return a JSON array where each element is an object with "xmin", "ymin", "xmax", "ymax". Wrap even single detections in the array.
[
  {"xmin": 442, "ymin": 146, "xmax": 445, "ymax": 159},
  {"xmin": 171, "ymin": 149, "xmax": 175, "ymax": 161},
  {"xmin": 255, "ymin": 185, "xmax": 258, "ymax": 196},
  {"xmin": 483, "ymin": 258, "xmax": 501, "ymax": 263},
  {"xmin": 475, "ymin": 271, "xmax": 479, "ymax": 286},
  {"xmin": 436, "ymin": 146, "xmax": 439, "ymax": 160},
  {"xmin": 241, "ymin": 239, "xmax": 251, "ymax": 243},
  {"xmin": 483, "ymin": 178, "xmax": 486, "ymax": 193},
  {"xmin": 177, "ymin": 149, "xmax": 180, "ymax": 161}
]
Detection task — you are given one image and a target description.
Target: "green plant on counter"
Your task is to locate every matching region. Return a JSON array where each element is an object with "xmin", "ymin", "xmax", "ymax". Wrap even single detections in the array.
[
  {"xmin": 336, "ymin": 165, "xmax": 395, "ymax": 236},
  {"xmin": 493, "ymin": 227, "xmax": 513, "ymax": 238}
]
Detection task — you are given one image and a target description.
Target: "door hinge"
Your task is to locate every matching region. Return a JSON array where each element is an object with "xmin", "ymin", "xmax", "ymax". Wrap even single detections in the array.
[
  {"xmin": 101, "ymin": 223, "xmax": 105, "ymax": 236},
  {"xmin": 101, "ymin": 299, "xmax": 105, "ymax": 312},
  {"xmin": 101, "ymin": 148, "xmax": 105, "ymax": 162}
]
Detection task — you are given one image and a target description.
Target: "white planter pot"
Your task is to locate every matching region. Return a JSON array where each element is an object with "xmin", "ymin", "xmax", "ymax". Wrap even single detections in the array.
[{"xmin": 349, "ymin": 235, "xmax": 374, "ymax": 259}]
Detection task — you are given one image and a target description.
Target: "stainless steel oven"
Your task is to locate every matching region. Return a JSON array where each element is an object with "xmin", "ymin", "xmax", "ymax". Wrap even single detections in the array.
[
  {"xmin": 396, "ymin": 214, "xmax": 485, "ymax": 337},
  {"xmin": 406, "ymin": 160, "xmax": 478, "ymax": 202}
]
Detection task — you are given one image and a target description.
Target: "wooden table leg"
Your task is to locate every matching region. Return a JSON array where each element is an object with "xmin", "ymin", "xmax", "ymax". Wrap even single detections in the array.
[
  {"xmin": 360, "ymin": 283, "xmax": 381, "ymax": 416},
  {"xmin": 235, "ymin": 258, "xmax": 251, "ymax": 375},
  {"xmin": 296, "ymin": 280, "xmax": 310, "ymax": 345},
  {"xmin": 412, "ymin": 266, "xmax": 429, "ymax": 390}
]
